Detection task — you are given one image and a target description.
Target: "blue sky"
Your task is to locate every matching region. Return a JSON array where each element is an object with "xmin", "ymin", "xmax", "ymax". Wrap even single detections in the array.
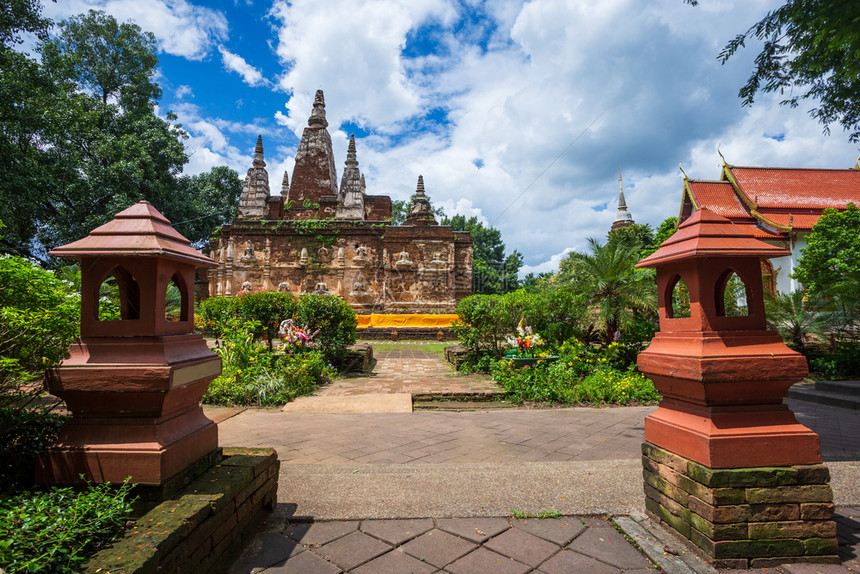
[{"xmin": 42, "ymin": 0, "xmax": 860, "ymax": 275}]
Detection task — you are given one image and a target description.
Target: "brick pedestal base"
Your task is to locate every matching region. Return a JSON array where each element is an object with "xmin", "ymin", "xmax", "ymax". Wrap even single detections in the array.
[{"xmin": 642, "ymin": 442, "xmax": 838, "ymax": 569}]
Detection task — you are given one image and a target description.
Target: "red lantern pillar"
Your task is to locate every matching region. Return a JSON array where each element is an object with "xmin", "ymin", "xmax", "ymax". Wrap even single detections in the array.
[
  {"xmin": 636, "ymin": 209, "xmax": 837, "ymax": 568},
  {"xmin": 36, "ymin": 202, "xmax": 221, "ymax": 486}
]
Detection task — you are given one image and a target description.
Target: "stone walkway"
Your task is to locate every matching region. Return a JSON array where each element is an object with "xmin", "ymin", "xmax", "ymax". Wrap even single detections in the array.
[
  {"xmin": 230, "ymin": 515, "xmax": 660, "ymax": 574},
  {"xmin": 222, "ymin": 342, "xmax": 860, "ymax": 573},
  {"xmin": 315, "ymin": 343, "xmax": 502, "ymax": 397},
  {"xmin": 219, "ymin": 406, "xmax": 650, "ymax": 465}
]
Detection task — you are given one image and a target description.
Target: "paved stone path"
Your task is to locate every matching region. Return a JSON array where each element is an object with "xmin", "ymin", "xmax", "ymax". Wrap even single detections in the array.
[
  {"xmin": 219, "ymin": 406, "xmax": 650, "ymax": 465},
  {"xmin": 223, "ymin": 342, "xmax": 860, "ymax": 573},
  {"xmin": 315, "ymin": 344, "xmax": 502, "ymax": 397},
  {"xmin": 230, "ymin": 515, "xmax": 661, "ymax": 574}
]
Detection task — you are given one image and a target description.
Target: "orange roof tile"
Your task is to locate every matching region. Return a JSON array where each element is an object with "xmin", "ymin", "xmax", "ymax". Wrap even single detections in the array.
[
  {"xmin": 729, "ymin": 166, "xmax": 860, "ymax": 210},
  {"xmin": 688, "ymin": 181, "xmax": 749, "ymax": 218}
]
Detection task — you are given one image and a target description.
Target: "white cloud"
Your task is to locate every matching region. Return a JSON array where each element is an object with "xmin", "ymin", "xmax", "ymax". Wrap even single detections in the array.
[
  {"xmin": 43, "ymin": 0, "xmax": 228, "ymax": 60},
  {"xmin": 218, "ymin": 46, "xmax": 268, "ymax": 87},
  {"xmin": 268, "ymin": 0, "xmax": 457, "ymax": 135},
  {"xmin": 175, "ymin": 85, "xmax": 193, "ymax": 99}
]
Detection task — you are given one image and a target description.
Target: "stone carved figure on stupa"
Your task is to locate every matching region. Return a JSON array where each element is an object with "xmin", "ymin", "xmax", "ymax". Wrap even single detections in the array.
[
  {"xmin": 240, "ymin": 241, "xmax": 257, "ymax": 263},
  {"xmin": 313, "ymin": 282, "xmax": 329, "ymax": 295},
  {"xmin": 241, "ymin": 280, "xmax": 252, "ymax": 292},
  {"xmin": 277, "ymin": 282, "xmax": 290, "ymax": 293},
  {"xmin": 353, "ymin": 245, "xmax": 369, "ymax": 263},
  {"xmin": 350, "ymin": 272, "xmax": 370, "ymax": 296},
  {"xmin": 299, "ymin": 248, "xmax": 309, "ymax": 265},
  {"xmin": 394, "ymin": 250, "xmax": 413, "ymax": 268}
]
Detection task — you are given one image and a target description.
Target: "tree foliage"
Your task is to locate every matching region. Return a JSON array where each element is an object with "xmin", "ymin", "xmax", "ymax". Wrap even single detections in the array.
[
  {"xmin": 793, "ymin": 203, "xmax": 860, "ymax": 292},
  {"xmin": 40, "ymin": 10, "xmax": 160, "ymax": 110},
  {"xmin": 0, "ymin": 5, "xmax": 239, "ymax": 262},
  {"xmin": 690, "ymin": 0, "xmax": 860, "ymax": 141},
  {"xmin": 557, "ymin": 238, "xmax": 656, "ymax": 342},
  {"xmin": 443, "ymin": 214, "xmax": 523, "ymax": 294}
]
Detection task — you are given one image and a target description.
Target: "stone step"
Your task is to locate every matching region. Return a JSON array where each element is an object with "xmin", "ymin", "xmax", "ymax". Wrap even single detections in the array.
[
  {"xmin": 787, "ymin": 383, "xmax": 860, "ymax": 410},
  {"xmin": 815, "ymin": 380, "xmax": 860, "ymax": 396}
]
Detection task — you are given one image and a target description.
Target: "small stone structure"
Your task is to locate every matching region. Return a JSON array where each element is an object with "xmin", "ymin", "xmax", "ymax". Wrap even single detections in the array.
[
  {"xmin": 37, "ymin": 203, "xmax": 280, "ymax": 573},
  {"xmin": 635, "ymin": 208, "xmax": 837, "ymax": 568},
  {"xmin": 38, "ymin": 202, "xmax": 221, "ymax": 485},
  {"xmin": 203, "ymin": 90, "xmax": 473, "ymax": 313}
]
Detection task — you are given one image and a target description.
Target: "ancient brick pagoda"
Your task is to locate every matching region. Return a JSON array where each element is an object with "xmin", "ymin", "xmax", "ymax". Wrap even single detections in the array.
[
  {"xmin": 203, "ymin": 90, "xmax": 473, "ymax": 313},
  {"xmin": 636, "ymin": 208, "xmax": 837, "ymax": 569}
]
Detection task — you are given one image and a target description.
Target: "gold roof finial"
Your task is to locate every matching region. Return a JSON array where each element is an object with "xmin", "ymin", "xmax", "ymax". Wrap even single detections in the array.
[
  {"xmin": 618, "ymin": 169, "xmax": 623, "ymax": 191},
  {"xmin": 717, "ymin": 144, "xmax": 727, "ymax": 167},
  {"xmin": 853, "ymin": 153, "xmax": 860, "ymax": 170},
  {"xmin": 678, "ymin": 161, "xmax": 689, "ymax": 180}
]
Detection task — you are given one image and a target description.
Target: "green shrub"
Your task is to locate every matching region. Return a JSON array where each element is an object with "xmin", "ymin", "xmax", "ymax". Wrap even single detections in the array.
[
  {"xmin": 810, "ymin": 341, "xmax": 860, "ymax": 380},
  {"xmin": 0, "ymin": 480, "xmax": 135, "ymax": 574},
  {"xmin": 235, "ymin": 291, "xmax": 298, "ymax": 349},
  {"xmin": 453, "ymin": 289, "xmax": 589, "ymax": 370},
  {"xmin": 296, "ymin": 294, "xmax": 357, "ymax": 365},
  {"xmin": 202, "ymin": 319, "xmax": 334, "ymax": 406},
  {"xmin": 0, "ymin": 255, "xmax": 80, "ymax": 389},
  {"xmin": 197, "ymin": 294, "xmax": 239, "ymax": 337},
  {"xmin": 451, "ymin": 294, "xmax": 507, "ymax": 360},
  {"xmin": 571, "ymin": 367, "xmax": 660, "ymax": 404},
  {"xmin": 0, "ymin": 408, "xmax": 68, "ymax": 493}
]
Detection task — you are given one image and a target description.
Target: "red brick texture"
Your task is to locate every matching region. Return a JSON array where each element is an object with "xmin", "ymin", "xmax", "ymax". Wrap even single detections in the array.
[{"xmin": 642, "ymin": 442, "xmax": 838, "ymax": 569}]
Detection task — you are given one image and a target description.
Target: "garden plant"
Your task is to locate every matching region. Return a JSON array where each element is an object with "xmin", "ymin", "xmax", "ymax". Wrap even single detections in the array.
[{"xmin": 198, "ymin": 291, "xmax": 356, "ymax": 406}]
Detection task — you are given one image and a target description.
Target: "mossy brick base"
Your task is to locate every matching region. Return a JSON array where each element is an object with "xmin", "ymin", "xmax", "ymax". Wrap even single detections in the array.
[
  {"xmin": 642, "ymin": 442, "xmax": 838, "ymax": 569},
  {"xmin": 84, "ymin": 447, "xmax": 279, "ymax": 574}
]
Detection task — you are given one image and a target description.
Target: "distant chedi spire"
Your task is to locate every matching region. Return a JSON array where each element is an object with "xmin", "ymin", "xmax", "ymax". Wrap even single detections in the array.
[{"xmin": 611, "ymin": 170, "xmax": 634, "ymax": 231}]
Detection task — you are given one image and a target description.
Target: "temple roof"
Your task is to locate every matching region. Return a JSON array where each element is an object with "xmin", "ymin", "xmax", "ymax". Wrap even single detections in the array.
[
  {"xmin": 726, "ymin": 165, "xmax": 860, "ymax": 210},
  {"xmin": 679, "ymin": 158, "xmax": 860, "ymax": 237}
]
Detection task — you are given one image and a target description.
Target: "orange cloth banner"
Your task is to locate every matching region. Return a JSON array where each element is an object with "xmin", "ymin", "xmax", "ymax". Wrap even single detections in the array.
[{"xmin": 356, "ymin": 314, "xmax": 459, "ymax": 328}]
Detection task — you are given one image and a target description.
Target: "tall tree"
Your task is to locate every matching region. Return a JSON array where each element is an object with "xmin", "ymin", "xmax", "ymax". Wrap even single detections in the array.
[
  {"xmin": 174, "ymin": 166, "xmax": 243, "ymax": 248},
  {"xmin": 443, "ymin": 214, "xmax": 523, "ymax": 294},
  {"xmin": 40, "ymin": 10, "xmax": 160, "ymax": 110},
  {"xmin": 0, "ymin": 6, "xmax": 237, "ymax": 261},
  {"xmin": 793, "ymin": 203, "xmax": 860, "ymax": 292},
  {"xmin": 689, "ymin": 0, "xmax": 860, "ymax": 141}
]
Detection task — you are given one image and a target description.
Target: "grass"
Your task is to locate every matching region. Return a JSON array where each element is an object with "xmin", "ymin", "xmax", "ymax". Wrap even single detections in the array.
[
  {"xmin": 372, "ymin": 342, "xmax": 448, "ymax": 356},
  {"xmin": 511, "ymin": 509, "xmax": 562, "ymax": 519}
]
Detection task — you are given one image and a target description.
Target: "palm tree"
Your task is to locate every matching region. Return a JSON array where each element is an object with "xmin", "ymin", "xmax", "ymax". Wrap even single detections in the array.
[
  {"xmin": 566, "ymin": 238, "xmax": 656, "ymax": 343},
  {"xmin": 764, "ymin": 289, "xmax": 830, "ymax": 357}
]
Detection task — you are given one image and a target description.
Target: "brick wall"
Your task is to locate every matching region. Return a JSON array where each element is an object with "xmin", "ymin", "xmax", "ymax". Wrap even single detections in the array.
[
  {"xmin": 642, "ymin": 442, "xmax": 838, "ymax": 569},
  {"xmin": 85, "ymin": 447, "xmax": 279, "ymax": 574}
]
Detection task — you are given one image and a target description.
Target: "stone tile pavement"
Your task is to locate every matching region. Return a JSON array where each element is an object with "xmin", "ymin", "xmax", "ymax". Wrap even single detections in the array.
[
  {"xmin": 218, "ymin": 406, "xmax": 650, "ymax": 465},
  {"xmin": 220, "ymin": 342, "xmax": 860, "ymax": 573},
  {"xmin": 230, "ymin": 514, "xmax": 660, "ymax": 574}
]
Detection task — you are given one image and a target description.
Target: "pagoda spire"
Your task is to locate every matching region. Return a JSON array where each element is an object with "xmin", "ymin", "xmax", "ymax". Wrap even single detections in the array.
[
  {"xmin": 611, "ymin": 170, "xmax": 634, "ymax": 231},
  {"xmin": 238, "ymin": 135, "xmax": 270, "ymax": 219},
  {"xmin": 335, "ymin": 133, "xmax": 364, "ymax": 219},
  {"xmin": 404, "ymin": 175, "xmax": 437, "ymax": 226},
  {"xmin": 280, "ymin": 170, "xmax": 289, "ymax": 195},
  {"xmin": 308, "ymin": 89, "xmax": 328, "ymax": 128},
  {"xmin": 288, "ymin": 89, "xmax": 339, "ymax": 206},
  {"xmin": 253, "ymin": 135, "xmax": 266, "ymax": 168}
]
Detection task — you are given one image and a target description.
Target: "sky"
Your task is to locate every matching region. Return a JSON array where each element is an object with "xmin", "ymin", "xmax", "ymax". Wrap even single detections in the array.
[{"xmin": 40, "ymin": 0, "xmax": 860, "ymax": 276}]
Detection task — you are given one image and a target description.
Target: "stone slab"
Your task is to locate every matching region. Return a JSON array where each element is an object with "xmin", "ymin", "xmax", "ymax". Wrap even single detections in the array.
[{"xmin": 400, "ymin": 529, "xmax": 477, "ymax": 568}]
